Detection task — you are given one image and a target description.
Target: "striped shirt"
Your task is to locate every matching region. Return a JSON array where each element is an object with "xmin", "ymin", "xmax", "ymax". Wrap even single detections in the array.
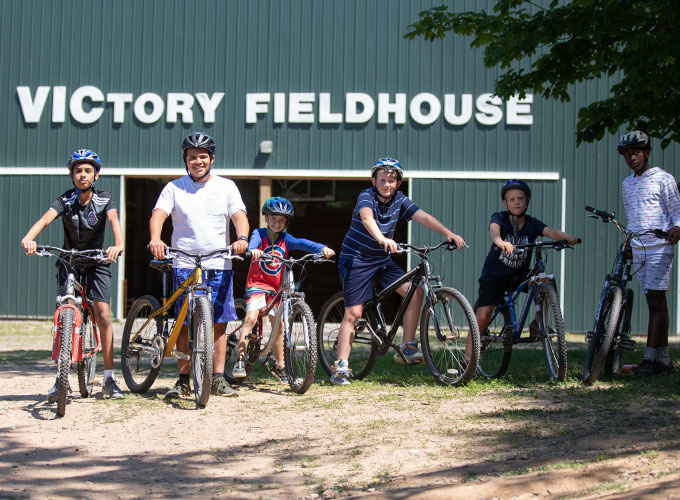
[
  {"xmin": 622, "ymin": 166, "xmax": 680, "ymax": 255},
  {"xmin": 340, "ymin": 187, "xmax": 419, "ymax": 260}
]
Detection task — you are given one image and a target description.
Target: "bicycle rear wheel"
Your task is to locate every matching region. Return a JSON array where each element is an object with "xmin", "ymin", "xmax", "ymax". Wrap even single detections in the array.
[
  {"xmin": 224, "ymin": 298, "xmax": 253, "ymax": 385},
  {"xmin": 537, "ymin": 284, "xmax": 568, "ymax": 382},
  {"xmin": 191, "ymin": 295, "xmax": 214, "ymax": 406},
  {"xmin": 477, "ymin": 306, "xmax": 512, "ymax": 379},
  {"xmin": 583, "ymin": 285, "xmax": 622, "ymax": 384},
  {"xmin": 57, "ymin": 308, "xmax": 74, "ymax": 417},
  {"xmin": 420, "ymin": 287, "xmax": 480, "ymax": 386},
  {"xmin": 284, "ymin": 301, "xmax": 317, "ymax": 394},
  {"xmin": 317, "ymin": 292, "xmax": 377, "ymax": 380},
  {"xmin": 121, "ymin": 295, "xmax": 163, "ymax": 393},
  {"xmin": 77, "ymin": 309, "xmax": 97, "ymax": 397}
]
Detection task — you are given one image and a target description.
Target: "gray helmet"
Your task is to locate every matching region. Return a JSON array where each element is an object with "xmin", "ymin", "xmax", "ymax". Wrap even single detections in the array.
[
  {"xmin": 182, "ymin": 131, "xmax": 216, "ymax": 160},
  {"xmin": 617, "ymin": 131, "xmax": 651, "ymax": 154}
]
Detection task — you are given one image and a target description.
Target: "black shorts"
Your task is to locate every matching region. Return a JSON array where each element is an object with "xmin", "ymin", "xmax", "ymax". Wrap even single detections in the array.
[
  {"xmin": 57, "ymin": 261, "xmax": 112, "ymax": 304},
  {"xmin": 474, "ymin": 275, "xmax": 526, "ymax": 310}
]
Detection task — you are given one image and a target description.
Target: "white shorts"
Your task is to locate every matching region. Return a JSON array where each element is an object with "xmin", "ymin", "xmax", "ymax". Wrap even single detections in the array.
[
  {"xmin": 633, "ymin": 250, "xmax": 673, "ymax": 294},
  {"xmin": 245, "ymin": 291, "xmax": 279, "ymax": 317}
]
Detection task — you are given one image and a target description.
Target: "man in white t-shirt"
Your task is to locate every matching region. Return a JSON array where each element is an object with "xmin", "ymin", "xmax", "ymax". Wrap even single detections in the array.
[
  {"xmin": 149, "ymin": 132, "xmax": 249, "ymax": 397},
  {"xmin": 619, "ymin": 130, "xmax": 680, "ymax": 376}
]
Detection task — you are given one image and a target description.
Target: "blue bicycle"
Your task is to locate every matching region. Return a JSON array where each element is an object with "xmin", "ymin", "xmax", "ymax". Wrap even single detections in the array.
[{"xmin": 477, "ymin": 239, "xmax": 578, "ymax": 381}]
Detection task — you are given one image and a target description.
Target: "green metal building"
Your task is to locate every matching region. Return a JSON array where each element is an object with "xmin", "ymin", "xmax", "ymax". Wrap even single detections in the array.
[{"xmin": 2, "ymin": 0, "xmax": 679, "ymax": 334}]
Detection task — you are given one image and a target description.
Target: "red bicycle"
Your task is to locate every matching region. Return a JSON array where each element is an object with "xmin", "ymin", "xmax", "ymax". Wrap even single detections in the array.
[{"xmin": 34, "ymin": 245, "xmax": 109, "ymax": 417}]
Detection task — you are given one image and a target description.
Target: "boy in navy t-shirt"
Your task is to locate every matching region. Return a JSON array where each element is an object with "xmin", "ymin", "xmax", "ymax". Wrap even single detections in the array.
[{"xmin": 475, "ymin": 180, "xmax": 579, "ymax": 338}]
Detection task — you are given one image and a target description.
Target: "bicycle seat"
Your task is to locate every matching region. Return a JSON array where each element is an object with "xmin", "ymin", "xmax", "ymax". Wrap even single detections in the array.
[{"xmin": 149, "ymin": 259, "xmax": 173, "ymax": 272}]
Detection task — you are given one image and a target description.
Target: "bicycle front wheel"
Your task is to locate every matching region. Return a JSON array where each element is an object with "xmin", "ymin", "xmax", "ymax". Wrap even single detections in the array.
[
  {"xmin": 57, "ymin": 307, "xmax": 75, "ymax": 417},
  {"xmin": 121, "ymin": 295, "xmax": 163, "ymax": 394},
  {"xmin": 583, "ymin": 285, "xmax": 623, "ymax": 385},
  {"xmin": 224, "ymin": 298, "xmax": 251, "ymax": 385},
  {"xmin": 284, "ymin": 301, "xmax": 317, "ymax": 394},
  {"xmin": 420, "ymin": 287, "xmax": 480, "ymax": 386},
  {"xmin": 537, "ymin": 284, "xmax": 568, "ymax": 382},
  {"xmin": 76, "ymin": 310, "xmax": 97, "ymax": 397},
  {"xmin": 191, "ymin": 295, "xmax": 214, "ymax": 406},
  {"xmin": 477, "ymin": 306, "xmax": 512, "ymax": 379},
  {"xmin": 317, "ymin": 292, "xmax": 377, "ymax": 380}
]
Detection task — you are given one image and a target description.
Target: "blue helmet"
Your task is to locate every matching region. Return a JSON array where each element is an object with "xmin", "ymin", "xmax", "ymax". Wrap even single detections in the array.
[
  {"xmin": 262, "ymin": 196, "xmax": 294, "ymax": 219},
  {"xmin": 501, "ymin": 179, "xmax": 531, "ymax": 202},
  {"xmin": 371, "ymin": 157, "xmax": 403, "ymax": 181},
  {"xmin": 67, "ymin": 149, "xmax": 101, "ymax": 173}
]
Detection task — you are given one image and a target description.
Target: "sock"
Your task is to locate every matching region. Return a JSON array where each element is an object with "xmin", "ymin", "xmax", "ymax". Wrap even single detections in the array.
[
  {"xmin": 643, "ymin": 347, "xmax": 657, "ymax": 361},
  {"xmin": 656, "ymin": 347, "xmax": 670, "ymax": 364},
  {"xmin": 336, "ymin": 360, "xmax": 348, "ymax": 370},
  {"xmin": 214, "ymin": 372, "xmax": 224, "ymax": 380},
  {"xmin": 104, "ymin": 369, "xmax": 113, "ymax": 380}
]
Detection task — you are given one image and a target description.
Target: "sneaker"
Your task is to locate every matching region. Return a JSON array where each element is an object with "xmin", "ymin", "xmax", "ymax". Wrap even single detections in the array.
[
  {"xmin": 103, "ymin": 377, "xmax": 125, "ymax": 400},
  {"xmin": 272, "ymin": 367, "xmax": 289, "ymax": 385},
  {"xmin": 654, "ymin": 360, "xmax": 675, "ymax": 375},
  {"xmin": 211, "ymin": 376, "xmax": 238, "ymax": 397},
  {"xmin": 393, "ymin": 342, "xmax": 424, "ymax": 365},
  {"xmin": 47, "ymin": 377, "xmax": 71, "ymax": 403},
  {"xmin": 165, "ymin": 378, "xmax": 191, "ymax": 399},
  {"xmin": 529, "ymin": 320, "xmax": 542, "ymax": 340},
  {"xmin": 331, "ymin": 361, "xmax": 351, "ymax": 386},
  {"xmin": 232, "ymin": 356, "xmax": 247, "ymax": 378},
  {"xmin": 634, "ymin": 359, "xmax": 656, "ymax": 377}
]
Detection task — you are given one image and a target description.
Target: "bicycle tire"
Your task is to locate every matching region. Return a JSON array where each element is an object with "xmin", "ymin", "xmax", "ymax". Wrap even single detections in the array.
[
  {"xmin": 191, "ymin": 295, "xmax": 214, "ymax": 406},
  {"xmin": 224, "ymin": 298, "xmax": 252, "ymax": 385},
  {"xmin": 420, "ymin": 287, "xmax": 480, "ymax": 387},
  {"xmin": 76, "ymin": 310, "xmax": 97, "ymax": 397},
  {"xmin": 121, "ymin": 295, "xmax": 163, "ymax": 394},
  {"xmin": 583, "ymin": 285, "xmax": 623, "ymax": 384},
  {"xmin": 477, "ymin": 306, "xmax": 512, "ymax": 379},
  {"xmin": 537, "ymin": 284, "xmax": 568, "ymax": 382},
  {"xmin": 316, "ymin": 292, "xmax": 377, "ymax": 380},
  {"xmin": 606, "ymin": 288, "xmax": 633, "ymax": 375},
  {"xmin": 57, "ymin": 307, "xmax": 74, "ymax": 417},
  {"xmin": 284, "ymin": 301, "xmax": 317, "ymax": 394}
]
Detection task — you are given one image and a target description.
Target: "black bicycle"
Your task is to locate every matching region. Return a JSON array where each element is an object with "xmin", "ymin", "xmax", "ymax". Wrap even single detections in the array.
[
  {"xmin": 582, "ymin": 206, "xmax": 668, "ymax": 385},
  {"xmin": 477, "ymin": 239, "xmax": 578, "ymax": 382},
  {"xmin": 317, "ymin": 241, "xmax": 480, "ymax": 387}
]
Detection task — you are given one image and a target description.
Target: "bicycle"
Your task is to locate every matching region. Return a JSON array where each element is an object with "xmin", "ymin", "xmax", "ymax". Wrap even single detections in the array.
[
  {"xmin": 121, "ymin": 246, "xmax": 241, "ymax": 406},
  {"xmin": 477, "ymin": 239, "xmax": 579, "ymax": 382},
  {"xmin": 223, "ymin": 252, "xmax": 332, "ymax": 394},
  {"xmin": 32, "ymin": 246, "xmax": 108, "ymax": 417},
  {"xmin": 582, "ymin": 206, "xmax": 668, "ymax": 385},
  {"xmin": 317, "ymin": 241, "xmax": 480, "ymax": 387}
]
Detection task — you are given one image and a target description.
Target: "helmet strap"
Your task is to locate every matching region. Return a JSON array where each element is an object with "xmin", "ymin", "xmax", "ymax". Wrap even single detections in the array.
[{"xmin": 187, "ymin": 166, "xmax": 211, "ymax": 183}]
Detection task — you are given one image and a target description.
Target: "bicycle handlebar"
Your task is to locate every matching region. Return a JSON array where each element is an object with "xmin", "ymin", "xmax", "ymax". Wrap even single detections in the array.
[
  {"xmin": 245, "ymin": 251, "xmax": 333, "ymax": 265},
  {"xmin": 513, "ymin": 239, "xmax": 581, "ymax": 251},
  {"xmin": 147, "ymin": 245, "xmax": 242, "ymax": 262},
  {"xmin": 35, "ymin": 245, "xmax": 114, "ymax": 263},
  {"xmin": 585, "ymin": 206, "xmax": 669, "ymax": 241},
  {"xmin": 396, "ymin": 240, "xmax": 458, "ymax": 254}
]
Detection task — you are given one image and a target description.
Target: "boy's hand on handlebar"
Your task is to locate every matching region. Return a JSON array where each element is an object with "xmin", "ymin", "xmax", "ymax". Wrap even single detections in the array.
[
  {"xmin": 148, "ymin": 238, "xmax": 167, "ymax": 260},
  {"xmin": 321, "ymin": 247, "xmax": 335, "ymax": 259},
  {"xmin": 565, "ymin": 234, "xmax": 580, "ymax": 245},
  {"xmin": 105, "ymin": 245, "xmax": 124, "ymax": 262},
  {"xmin": 378, "ymin": 237, "xmax": 398, "ymax": 254},
  {"xmin": 251, "ymin": 248, "xmax": 263, "ymax": 260},
  {"xmin": 232, "ymin": 239, "xmax": 248, "ymax": 254},
  {"xmin": 495, "ymin": 240, "xmax": 514, "ymax": 255},
  {"xmin": 21, "ymin": 238, "xmax": 37, "ymax": 256},
  {"xmin": 668, "ymin": 227, "xmax": 680, "ymax": 245},
  {"xmin": 446, "ymin": 232, "xmax": 468, "ymax": 250}
]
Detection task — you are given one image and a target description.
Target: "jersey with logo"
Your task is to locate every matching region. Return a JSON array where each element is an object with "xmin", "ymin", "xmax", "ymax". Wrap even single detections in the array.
[
  {"xmin": 246, "ymin": 228, "xmax": 326, "ymax": 294},
  {"xmin": 50, "ymin": 188, "xmax": 116, "ymax": 250},
  {"xmin": 478, "ymin": 211, "xmax": 547, "ymax": 282}
]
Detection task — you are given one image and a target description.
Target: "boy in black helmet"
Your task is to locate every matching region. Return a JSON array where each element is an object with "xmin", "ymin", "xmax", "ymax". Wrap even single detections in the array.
[{"xmin": 475, "ymin": 180, "xmax": 578, "ymax": 339}]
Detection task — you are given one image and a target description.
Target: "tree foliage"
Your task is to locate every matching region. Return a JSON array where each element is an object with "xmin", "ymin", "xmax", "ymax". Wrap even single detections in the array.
[{"xmin": 406, "ymin": 1, "xmax": 680, "ymax": 148}]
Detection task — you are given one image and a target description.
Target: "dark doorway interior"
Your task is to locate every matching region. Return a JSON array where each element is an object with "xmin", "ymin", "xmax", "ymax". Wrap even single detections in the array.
[{"xmin": 124, "ymin": 177, "xmax": 407, "ymax": 318}]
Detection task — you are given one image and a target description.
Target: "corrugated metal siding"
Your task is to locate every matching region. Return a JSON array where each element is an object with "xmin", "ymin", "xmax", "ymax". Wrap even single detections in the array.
[{"xmin": 1, "ymin": 176, "xmax": 121, "ymax": 317}]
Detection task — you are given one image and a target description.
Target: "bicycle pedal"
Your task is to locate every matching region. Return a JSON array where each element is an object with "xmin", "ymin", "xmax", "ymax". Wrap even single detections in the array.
[
  {"xmin": 172, "ymin": 350, "xmax": 191, "ymax": 360},
  {"xmin": 584, "ymin": 331, "xmax": 594, "ymax": 343},
  {"xmin": 618, "ymin": 337, "xmax": 637, "ymax": 350}
]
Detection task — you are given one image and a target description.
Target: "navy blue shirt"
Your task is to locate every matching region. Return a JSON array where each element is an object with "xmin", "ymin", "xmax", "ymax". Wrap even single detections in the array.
[
  {"xmin": 340, "ymin": 187, "xmax": 419, "ymax": 260},
  {"xmin": 478, "ymin": 211, "xmax": 547, "ymax": 282},
  {"xmin": 51, "ymin": 188, "xmax": 116, "ymax": 251}
]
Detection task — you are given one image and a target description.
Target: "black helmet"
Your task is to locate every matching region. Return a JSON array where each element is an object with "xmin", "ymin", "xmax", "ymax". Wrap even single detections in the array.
[
  {"xmin": 182, "ymin": 131, "xmax": 216, "ymax": 160},
  {"xmin": 262, "ymin": 197, "xmax": 295, "ymax": 218},
  {"xmin": 617, "ymin": 131, "xmax": 651, "ymax": 154},
  {"xmin": 501, "ymin": 179, "xmax": 531, "ymax": 202}
]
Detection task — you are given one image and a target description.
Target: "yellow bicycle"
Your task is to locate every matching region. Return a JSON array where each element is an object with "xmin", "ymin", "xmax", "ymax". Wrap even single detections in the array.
[{"xmin": 121, "ymin": 246, "xmax": 241, "ymax": 406}]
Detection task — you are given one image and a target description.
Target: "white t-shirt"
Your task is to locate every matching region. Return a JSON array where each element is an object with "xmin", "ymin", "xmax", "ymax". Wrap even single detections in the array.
[
  {"xmin": 622, "ymin": 166, "xmax": 680, "ymax": 256},
  {"xmin": 154, "ymin": 175, "xmax": 247, "ymax": 269}
]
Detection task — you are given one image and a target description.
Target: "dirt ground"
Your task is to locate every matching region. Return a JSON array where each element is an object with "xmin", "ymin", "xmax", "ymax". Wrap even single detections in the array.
[{"xmin": 1, "ymin": 322, "xmax": 680, "ymax": 500}]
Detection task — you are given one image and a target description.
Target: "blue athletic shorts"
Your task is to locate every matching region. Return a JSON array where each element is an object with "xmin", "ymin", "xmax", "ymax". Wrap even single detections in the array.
[
  {"xmin": 172, "ymin": 268, "xmax": 237, "ymax": 324},
  {"xmin": 339, "ymin": 256, "xmax": 406, "ymax": 307}
]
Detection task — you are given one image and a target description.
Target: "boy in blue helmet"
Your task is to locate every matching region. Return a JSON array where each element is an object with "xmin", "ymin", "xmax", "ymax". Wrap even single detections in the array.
[
  {"xmin": 332, "ymin": 157, "xmax": 466, "ymax": 385},
  {"xmin": 21, "ymin": 149, "xmax": 125, "ymax": 399},
  {"xmin": 474, "ymin": 180, "xmax": 578, "ymax": 340},
  {"xmin": 618, "ymin": 131, "xmax": 680, "ymax": 376},
  {"xmin": 231, "ymin": 196, "xmax": 335, "ymax": 381}
]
